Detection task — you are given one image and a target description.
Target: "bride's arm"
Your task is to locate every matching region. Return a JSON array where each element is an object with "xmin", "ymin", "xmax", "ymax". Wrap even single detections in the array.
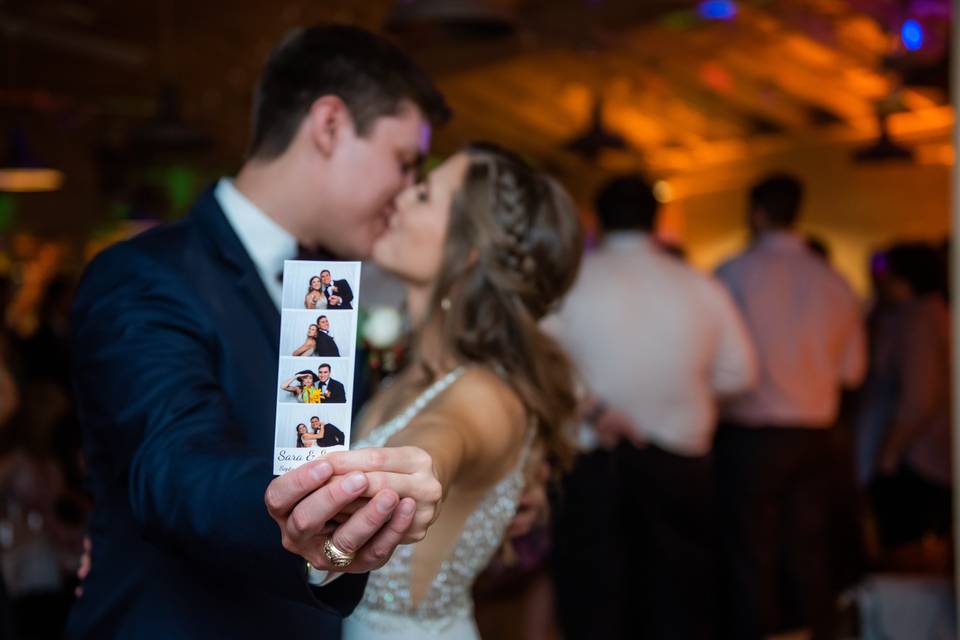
[
  {"xmin": 292, "ymin": 338, "xmax": 315, "ymax": 356},
  {"xmin": 326, "ymin": 370, "xmax": 527, "ymax": 540},
  {"xmin": 280, "ymin": 375, "xmax": 300, "ymax": 393}
]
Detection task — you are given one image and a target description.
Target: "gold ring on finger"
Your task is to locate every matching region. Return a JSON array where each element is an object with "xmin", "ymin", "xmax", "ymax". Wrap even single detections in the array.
[{"xmin": 322, "ymin": 538, "xmax": 355, "ymax": 568}]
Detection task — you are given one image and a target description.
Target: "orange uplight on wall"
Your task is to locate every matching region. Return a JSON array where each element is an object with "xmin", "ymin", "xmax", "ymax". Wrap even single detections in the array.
[
  {"xmin": 0, "ymin": 128, "xmax": 63, "ymax": 193},
  {"xmin": 0, "ymin": 167, "xmax": 63, "ymax": 192}
]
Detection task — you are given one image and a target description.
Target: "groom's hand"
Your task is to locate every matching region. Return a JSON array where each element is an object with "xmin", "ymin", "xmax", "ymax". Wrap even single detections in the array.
[
  {"xmin": 265, "ymin": 460, "xmax": 416, "ymax": 573},
  {"xmin": 326, "ymin": 447, "xmax": 443, "ymax": 544}
]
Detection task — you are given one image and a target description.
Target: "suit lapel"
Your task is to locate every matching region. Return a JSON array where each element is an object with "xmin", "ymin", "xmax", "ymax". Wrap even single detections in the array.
[{"xmin": 191, "ymin": 187, "xmax": 281, "ymax": 347}]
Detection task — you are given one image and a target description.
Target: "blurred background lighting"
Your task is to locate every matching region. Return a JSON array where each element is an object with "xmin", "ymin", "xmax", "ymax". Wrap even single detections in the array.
[
  {"xmin": 653, "ymin": 180, "xmax": 674, "ymax": 203},
  {"xmin": 0, "ymin": 168, "xmax": 64, "ymax": 193},
  {"xmin": 901, "ymin": 18, "xmax": 924, "ymax": 51},
  {"xmin": 698, "ymin": 0, "xmax": 737, "ymax": 21},
  {"xmin": 0, "ymin": 128, "xmax": 63, "ymax": 193}
]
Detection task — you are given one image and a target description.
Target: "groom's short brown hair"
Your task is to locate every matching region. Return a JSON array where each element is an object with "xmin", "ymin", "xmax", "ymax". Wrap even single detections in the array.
[{"xmin": 249, "ymin": 24, "xmax": 450, "ymax": 159}]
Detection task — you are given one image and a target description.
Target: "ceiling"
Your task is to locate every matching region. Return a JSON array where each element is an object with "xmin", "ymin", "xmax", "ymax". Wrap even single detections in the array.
[{"xmin": 0, "ymin": 0, "xmax": 952, "ymax": 230}]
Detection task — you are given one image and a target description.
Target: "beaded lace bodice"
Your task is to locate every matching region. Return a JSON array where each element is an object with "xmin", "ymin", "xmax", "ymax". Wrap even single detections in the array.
[{"xmin": 350, "ymin": 367, "xmax": 530, "ymax": 632}]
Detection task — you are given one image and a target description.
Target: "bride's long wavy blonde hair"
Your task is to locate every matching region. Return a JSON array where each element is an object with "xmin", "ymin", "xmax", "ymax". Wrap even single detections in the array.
[{"xmin": 417, "ymin": 143, "xmax": 583, "ymax": 470}]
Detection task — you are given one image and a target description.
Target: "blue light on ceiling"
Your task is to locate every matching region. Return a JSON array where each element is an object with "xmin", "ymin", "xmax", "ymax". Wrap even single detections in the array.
[
  {"xmin": 901, "ymin": 19, "xmax": 924, "ymax": 51},
  {"xmin": 698, "ymin": 0, "xmax": 737, "ymax": 20}
]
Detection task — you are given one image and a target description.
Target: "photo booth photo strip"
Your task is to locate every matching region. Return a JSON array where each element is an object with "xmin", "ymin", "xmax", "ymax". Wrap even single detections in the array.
[{"xmin": 274, "ymin": 260, "xmax": 362, "ymax": 474}]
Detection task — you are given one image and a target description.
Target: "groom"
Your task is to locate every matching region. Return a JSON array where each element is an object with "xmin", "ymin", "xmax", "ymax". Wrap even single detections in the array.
[
  {"xmin": 321, "ymin": 269, "xmax": 354, "ymax": 309},
  {"xmin": 317, "ymin": 363, "xmax": 347, "ymax": 403},
  {"xmin": 67, "ymin": 25, "xmax": 449, "ymax": 640}
]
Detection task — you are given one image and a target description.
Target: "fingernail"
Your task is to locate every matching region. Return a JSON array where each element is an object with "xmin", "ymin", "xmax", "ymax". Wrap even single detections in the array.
[
  {"xmin": 399, "ymin": 500, "xmax": 416, "ymax": 517},
  {"xmin": 376, "ymin": 493, "xmax": 397, "ymax": 514},
  {"xmin": 344, "ymin": 472, "xmax": 367, "ymax": 493},
  {"xmin": 309, "ymin": 462, "xmax": 332, "ymax": 482}
]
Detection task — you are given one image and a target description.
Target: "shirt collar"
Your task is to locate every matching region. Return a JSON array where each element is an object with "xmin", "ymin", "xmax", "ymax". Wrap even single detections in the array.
[
  {"xmin": 214, "ymin": 178, "xmax": 297, "ymax": 289},
  {"xmin": 756, "ymin": 230, "xmax": 806, "ymax": 252},
  {"xmin": 602, "ymin": 231, "xmax": 656, "ymax": 252}
]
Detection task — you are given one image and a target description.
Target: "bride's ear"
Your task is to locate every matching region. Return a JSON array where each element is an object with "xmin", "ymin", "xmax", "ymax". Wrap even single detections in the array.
[{"xmin": 306, "ymin": 96, "xmax": 350, "ymax": 157}]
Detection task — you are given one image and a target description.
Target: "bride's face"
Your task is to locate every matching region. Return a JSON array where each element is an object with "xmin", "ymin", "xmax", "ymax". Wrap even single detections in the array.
[{"xmin": 372, "ymin": 153, "xmax": 469, "ymax": 285}]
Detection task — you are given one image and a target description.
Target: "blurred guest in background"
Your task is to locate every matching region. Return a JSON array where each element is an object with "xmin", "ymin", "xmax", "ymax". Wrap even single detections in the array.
[
  {"xmin": 862, "ymin": 243, "xmax": 952, "ymax": 555},
  {"xmin": 547, "ymin": 174, "xmax": 757, "ymax": 639},
  {"xmin": 856, "ymin": 249, "xmax": 901, "ymax": 487},
  {"xmin": 714, "ymin": 173, "xmax": 867, "ymax": 640},
  {"xmin": 0, "ymin": 352, "xmax": 18, "ymax": 429}
]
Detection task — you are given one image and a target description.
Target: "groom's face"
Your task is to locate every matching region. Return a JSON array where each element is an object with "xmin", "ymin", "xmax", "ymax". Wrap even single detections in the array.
[{"xmin": 324, "ymin": 101, "xmax": 431, "ymax": 260}]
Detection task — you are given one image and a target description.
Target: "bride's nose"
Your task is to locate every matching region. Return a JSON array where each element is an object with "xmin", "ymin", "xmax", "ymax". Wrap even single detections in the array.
[{"xmin": 393, "ymin": 186, "xmax": 414, "ymax": 210}]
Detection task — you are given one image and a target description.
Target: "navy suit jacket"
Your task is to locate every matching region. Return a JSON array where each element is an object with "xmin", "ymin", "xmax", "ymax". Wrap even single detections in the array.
[
  {"xmin": 323, "ymin": 379, "xmax": 347, "ymax": 404},
  {"xmin": 66, "ymin": 187, "xmax": 367, "ymax": 639},
  {"xmin": 326, "ymin": 279, "xmax": 354, "ymax": 309},
  {"xmin": 313, "ymin": 331, "xmax": 341, "ymax": 358}
]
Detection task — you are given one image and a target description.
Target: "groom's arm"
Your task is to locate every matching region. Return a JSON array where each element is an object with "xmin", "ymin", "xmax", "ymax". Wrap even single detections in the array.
[
  {"xmin": 336, "ymin": 279, "xmax": 354, "ymax": 306},
  {"xmin": 72, "ymin": 245, "xmax": 381, "ymax": 612}
]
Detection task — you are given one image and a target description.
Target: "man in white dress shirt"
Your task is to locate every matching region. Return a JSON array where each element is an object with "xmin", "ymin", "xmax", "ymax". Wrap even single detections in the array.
[
  {"xmin": 547, "ymin": 175, "xmax": 757, "ymax": 640},
  {"xmin": 714, "ymin": 173, "xmax": 867, "ymax": 640}
]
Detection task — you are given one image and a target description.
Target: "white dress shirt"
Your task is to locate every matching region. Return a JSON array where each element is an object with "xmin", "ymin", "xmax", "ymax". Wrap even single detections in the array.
[
  {"xmin": 215, "ymin": 178, "xmax": 334, "ymax": 585},
  {"xmin": 715, "ymin": 231, "xmax": 867, "ymax": 428},
  {"xmin": 214, "ymin": 178, "xmax": 297, "ymax": 310},
  {"xmin": 546, "ymin": 232, "xmax": 757, "ymax": 456}
]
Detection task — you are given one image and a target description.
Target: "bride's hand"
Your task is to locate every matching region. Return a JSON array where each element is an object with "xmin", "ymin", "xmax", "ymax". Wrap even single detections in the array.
[
  {"xmin": 326, "ymin": 447, "xmax": 443, "ymax": 544},
  {"xmin": 265, "ymin": 460, "xmax": 417, "ymax": 572},
  {"xmin": 329, "ymin": 497, "xmax": 369, "ymax": 523}
]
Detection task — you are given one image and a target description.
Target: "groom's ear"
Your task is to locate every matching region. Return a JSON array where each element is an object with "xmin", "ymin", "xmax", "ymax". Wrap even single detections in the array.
[{"xmin": 306, "ymin": 96, "xmax": 351, "ymax": 158}]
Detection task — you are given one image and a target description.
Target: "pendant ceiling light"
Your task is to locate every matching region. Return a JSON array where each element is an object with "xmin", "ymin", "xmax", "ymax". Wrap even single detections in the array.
[
  {"xmin": 562, "ymin": 98, "xmax": 629, "ymax": 160},
  {"xmin": 0, "ymin": 127, "xmax": 63, "ymax": 193}
]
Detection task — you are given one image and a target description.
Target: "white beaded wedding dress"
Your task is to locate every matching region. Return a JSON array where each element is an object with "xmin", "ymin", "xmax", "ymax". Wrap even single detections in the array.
[{"xmin": 342, "ymin": 368, "xmax": 530, "ymax": 640}]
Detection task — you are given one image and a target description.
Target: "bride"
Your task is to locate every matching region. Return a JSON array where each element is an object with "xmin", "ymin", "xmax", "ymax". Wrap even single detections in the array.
[{"xmin": 341, "ymin": 143, "xmax": 582, "ymax": 639}]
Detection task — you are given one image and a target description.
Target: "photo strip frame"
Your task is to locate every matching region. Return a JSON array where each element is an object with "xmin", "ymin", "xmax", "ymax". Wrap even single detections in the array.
[{"xmin": 273, "ymin": 260, "xmax": 361, "ymax": 474}]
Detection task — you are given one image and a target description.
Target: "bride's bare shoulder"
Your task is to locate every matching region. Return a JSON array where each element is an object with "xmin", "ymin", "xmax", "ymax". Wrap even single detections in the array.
[
  {"xmin": 439, "ymin": 366, "xmax": 527, "ymax": 447},
  {"xmin": 449, "ymin": 366, "xmax": 522, "ymax": 411}
]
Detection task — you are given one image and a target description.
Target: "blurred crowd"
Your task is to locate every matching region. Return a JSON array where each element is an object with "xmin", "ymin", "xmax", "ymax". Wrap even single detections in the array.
[
  {"xmin": 0, "ymin": 234, "xmax": 88, "ymax": 639},
  {"xmin": 545, "ymin": 172, "xmax": 953, "ymax": 640}
]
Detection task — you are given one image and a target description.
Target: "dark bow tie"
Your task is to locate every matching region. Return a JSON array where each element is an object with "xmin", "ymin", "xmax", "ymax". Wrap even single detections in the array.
[{"xmin": 277, "ymin": 244, "xmax": 339, "ymax": 282}]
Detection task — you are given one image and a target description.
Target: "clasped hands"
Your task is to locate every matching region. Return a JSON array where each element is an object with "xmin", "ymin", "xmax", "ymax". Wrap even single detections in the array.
[{"xmin": 265, "ymin": 447, "xmax": 442, "ymax": 573}]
